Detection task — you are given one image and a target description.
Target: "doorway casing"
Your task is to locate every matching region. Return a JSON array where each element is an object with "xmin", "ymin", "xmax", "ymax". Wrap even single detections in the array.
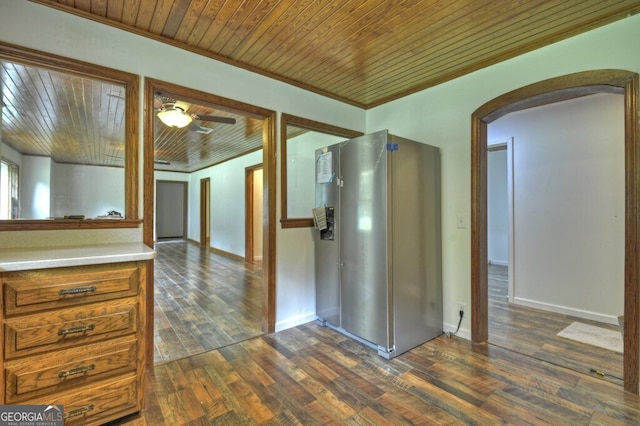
[
  {"xmin": 200, "ymin": 178, "xmax": 210, "ymax": 248},
  {"xmin": 471, "ymin": 69, "xmax": 639, "ymax": 393},
  {"xmin": 143, "ymin": 78, "xmax": 277, "ymax": 366}
]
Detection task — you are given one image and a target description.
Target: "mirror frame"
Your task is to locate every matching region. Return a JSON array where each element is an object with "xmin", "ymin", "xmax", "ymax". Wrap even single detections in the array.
[
  {"xmin": 0, "ymin": 41, "xmax": 140, "ymax": 231},
  {"xmin": 280, "ymin": 113, "xmax": 362, "ymax": 228}
]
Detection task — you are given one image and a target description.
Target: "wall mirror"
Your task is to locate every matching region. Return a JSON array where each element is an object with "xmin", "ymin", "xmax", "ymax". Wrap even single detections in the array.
[
  {"xmin": 0, "ymin": 42, "xmax": 139, "ymax": 230},
  {"xmin": 280, "ymin": 113, "xmax": 362, "ymax": 228}
]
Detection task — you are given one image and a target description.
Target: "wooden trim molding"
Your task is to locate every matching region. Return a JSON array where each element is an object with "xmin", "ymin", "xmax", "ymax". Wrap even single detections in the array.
[
  {"xmin": 245, "ymin": 168, "xmax": 255, "ymax": 263},
  {"xmin": 263, "ymin": 112, "xmax": 277, "ymax": 333},
  {"xmin": 470, "ymin": 69, "xmax": 639, "ymax": 394},
  {"xmin": 0, "ymin": 219, "xmax": 142, "ymax": 231},
  {"xmin": 245, "ymin": 164, "xmax": 263, "ymax": 263},
  {"xmin": 280, "ymin": 113, "xmax": 363, "ymax": 228},
  {"xmin": 0, "ymin": 41, "xmax": 140, "ymax": 230},
  {"xmin": 143, "ymin": 78, "xmax": 278, "ymax": 353}
]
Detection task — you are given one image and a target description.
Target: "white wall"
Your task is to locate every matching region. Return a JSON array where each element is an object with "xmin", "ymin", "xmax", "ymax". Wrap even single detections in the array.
[
  {"xmin": 366, "ymin": 14, "xmax": 640, "ymax": 337},
  {"xmin": 51, "ymin": 163, "xmax": 124, "ymax": 218},
  {"xmin": 189, "ymin": 150, "xmax": 263, "ymax": 257},
  {"xmin": 0, "ymin": 142, "xmax": 22, "ymax": 166},
  {"xmin": 489, "ymin": 93, "xmax": 624, "ymax": 323},
  {"xmin": 286, "ymin": 131, "xmax": 344, "ymax": 218},
  {"xmin": 20, "ymin": 156, "xmax": 51, "ymax": 219},
  {"xmin": 5, "ymin": 154, "xmax": 123, "ymax": 219}
]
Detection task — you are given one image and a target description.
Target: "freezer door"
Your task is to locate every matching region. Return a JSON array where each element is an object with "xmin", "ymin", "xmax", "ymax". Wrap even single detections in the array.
[
  {"xmin": 340, "ymin": 131, "xmax": 392, "ymax": 349},
  {"xmin": 390, "ymin": 136, "xmax": 443, "ymax": 354},
  {"xmin": 315, "ymin": 144, "xmax": 341, "ymax": 326}
]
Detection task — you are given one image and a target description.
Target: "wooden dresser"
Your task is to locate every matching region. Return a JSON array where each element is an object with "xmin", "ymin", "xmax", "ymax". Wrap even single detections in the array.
[{"xmin": 0, "ymin": 244, "xmax": 153, "ymax": 425}]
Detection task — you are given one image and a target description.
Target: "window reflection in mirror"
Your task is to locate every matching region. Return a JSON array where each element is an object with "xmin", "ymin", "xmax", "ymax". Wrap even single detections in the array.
[
  {"xmin": 0, "ymin": 43, "xmax": 139, "ymax": 229},
  {"xmin": 280, "ymin": 114, "xmax": 362, "ymax": 228}
]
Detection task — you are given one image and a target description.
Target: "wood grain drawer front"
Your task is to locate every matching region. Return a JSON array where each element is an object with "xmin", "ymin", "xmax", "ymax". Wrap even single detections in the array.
[
  {"xmin": 24, "ymin": 374, "xmax": 139, "ymax": 426},
  {"xmin": 4, "ymin": 336, "xmax": 137, "ymax": 403},
  {"xmin": 4, "ymin": 298, "xmax": 138, "ymax": 359},
  {"xmin": 3, "ymin": 263, "xmax": 139, "ymax": 315}
]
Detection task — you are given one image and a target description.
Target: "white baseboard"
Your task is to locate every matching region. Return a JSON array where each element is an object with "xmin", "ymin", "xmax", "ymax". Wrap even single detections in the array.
[
  {"xmin": 488, "ymin": 259, "xmax": 509, "ymax": 266},
  {"xmin": 443, "ymin": 321, "xmax": 470, "ymax": 340},
  {"xmin": 275, "ymin": 313, "xmax": 317, "ymax": 332},
  {"xmin": 513, "ymin": 297, "xmax": 620, "ymax": 325}
]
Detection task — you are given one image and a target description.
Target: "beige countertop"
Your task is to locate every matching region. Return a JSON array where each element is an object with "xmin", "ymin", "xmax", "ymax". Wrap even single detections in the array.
[{"xmin": 0, "ymin": 243, "xmax": 156, "ymax": 271}]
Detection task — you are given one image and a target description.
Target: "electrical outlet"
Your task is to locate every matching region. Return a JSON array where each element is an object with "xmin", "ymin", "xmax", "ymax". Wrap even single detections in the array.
[{"xmin": 457, "ymin": 302, "xmax": 466, "ymax": 315}]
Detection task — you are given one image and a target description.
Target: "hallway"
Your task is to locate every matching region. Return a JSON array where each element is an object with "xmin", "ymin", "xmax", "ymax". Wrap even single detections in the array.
[{"xmin": 153, "ymin": 240, "xmax": 263, "ymax": 363}]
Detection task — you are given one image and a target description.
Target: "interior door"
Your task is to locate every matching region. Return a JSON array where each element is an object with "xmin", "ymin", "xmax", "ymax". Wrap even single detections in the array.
[{"xmin": 156, "ymin": 180, "xmax": 187, "ymax": 240}]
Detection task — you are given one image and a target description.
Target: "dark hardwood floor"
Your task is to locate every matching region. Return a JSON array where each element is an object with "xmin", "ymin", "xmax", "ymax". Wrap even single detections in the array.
[
  {"xmin": 153, "ymin": 240, "xmax": 263, "ymax": 363},
  {"xmin": 488, "ymin": 264, "xmax": 623, "ymax": 386},
  {"xmin": 116, "ymin": 322, "xmax": 639, "ymax": 425},
  {"xmin": 112, "ymin": 247, "xmax": 638, "ymax": 424}
]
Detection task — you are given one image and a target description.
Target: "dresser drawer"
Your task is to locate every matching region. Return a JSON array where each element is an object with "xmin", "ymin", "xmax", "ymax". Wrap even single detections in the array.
[
  {"xmin": 4, "ymin": 298, "xmax": 138, "ymax": 359},
  {"xmin": 3, "ymin": 263, "xmax": 139, "ymax": 316},
  {"xmin": 24, "ymin": 373, "xmax": 139, "ymax": 426},
  {"xmin": 5, "ymin": 336, "xmax": 137, "ymax": 403}
]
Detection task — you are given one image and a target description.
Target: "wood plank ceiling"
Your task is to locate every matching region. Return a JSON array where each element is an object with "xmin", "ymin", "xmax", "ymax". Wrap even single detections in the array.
[
  {"xmin": 2, "ymin": 1, "xmax": 640, "ymax": 173},
  {"xmin": 29, "ymin": 0, "xmax": 640, "ymax": 108}
]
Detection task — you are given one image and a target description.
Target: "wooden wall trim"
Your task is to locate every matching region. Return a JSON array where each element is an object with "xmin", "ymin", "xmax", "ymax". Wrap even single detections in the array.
[
  {"xmin": 263, "ymin": 112, "xmax": 277, "ymax": 333},
  {"xmin": 0, "ymin": 41, "xmax": 140, "ymax": 231},
  {"xmin": 142, "ymin": 78, "xmax": 278, "ymax": 354},
  {"xmin": 624, "ymin": 73, "xmax": 640, "ymax": 393},
  {"xmin": 470, "ymin": 69, "xmax": 639, "ymax": 394}
]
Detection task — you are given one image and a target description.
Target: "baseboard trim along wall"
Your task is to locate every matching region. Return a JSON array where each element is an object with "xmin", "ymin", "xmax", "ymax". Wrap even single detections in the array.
[
  {"xmin": 513, "ymin": 297, "xmax": 620, "ymax": 325},
  {"xmin": 276, "ymin": 313, "xmax": 318, "ymax": 332}
]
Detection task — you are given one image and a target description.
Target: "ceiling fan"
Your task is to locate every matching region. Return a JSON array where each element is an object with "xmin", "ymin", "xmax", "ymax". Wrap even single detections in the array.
[{"xmin": 156, "ymin": 99, "xmax": 236, "ymax": 133}]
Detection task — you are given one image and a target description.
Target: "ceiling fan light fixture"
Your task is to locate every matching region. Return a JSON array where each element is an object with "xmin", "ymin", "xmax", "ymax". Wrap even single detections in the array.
[{"xmin": 157, "ymin": 106, "xmax": 192, "ymax": 128}]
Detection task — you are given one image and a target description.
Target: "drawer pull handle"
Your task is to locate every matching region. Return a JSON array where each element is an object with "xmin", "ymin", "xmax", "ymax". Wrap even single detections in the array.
[
  {"xmin": 58, "ymin": 363, "xmax": 96, "ymax": 378},
  {"xmin": 58, "ymin": 285, "xmax": 97, "ymax": 296},
  {"xmin": 64, "ymin": 404, "xmax": 94, "ymax": 419},
  {"xmin": 58, "ymin": 324, "xmax": 95, "ymax": 336}
]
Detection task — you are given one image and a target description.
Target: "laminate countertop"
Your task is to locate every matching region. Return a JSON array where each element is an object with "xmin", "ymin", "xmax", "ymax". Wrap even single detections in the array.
[{"xmin": 0, "ymin": 243, "xmax": 156, "ymax": 271}]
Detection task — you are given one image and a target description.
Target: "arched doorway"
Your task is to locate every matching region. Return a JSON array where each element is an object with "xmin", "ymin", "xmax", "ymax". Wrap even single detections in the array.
[{"xmin": 471, "ymin": 70, "xmax": 639, "ymax": 393}]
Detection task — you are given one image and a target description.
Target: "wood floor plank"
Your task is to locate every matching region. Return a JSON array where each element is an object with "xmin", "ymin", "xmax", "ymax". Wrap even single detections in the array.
[
  {"xmin": 153, "ymin": 240, "xmax": 263, "ymax": 363},
  {"xmin": 110, "ymin": 244, "xmax": 640, "ymax": 424},
  {"xmin": 488, "ymin": 264, "xmax": 623, "ymax": 385},
  {"xmin": 113, "ymin": 323, "xmax": 640, "ymax": 425}
]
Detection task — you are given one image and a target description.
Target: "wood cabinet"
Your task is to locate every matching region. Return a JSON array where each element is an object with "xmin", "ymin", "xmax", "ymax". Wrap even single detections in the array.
[{"xmin": 0, "ymin": 261, "xmax": 147, "ymax": 425}]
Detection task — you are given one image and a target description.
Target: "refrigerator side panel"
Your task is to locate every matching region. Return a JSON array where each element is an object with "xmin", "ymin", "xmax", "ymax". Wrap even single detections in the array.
[
  {"xmin": 390, "ymin": 137, "xmax": 443, "ymax": 355},
  {"xmin": 340, "ymin": 131, "xmax": 391, "ymax": 349},
  {"xmin": 315, "ymin": 144, "xmax": 341, "ymax": 326}
]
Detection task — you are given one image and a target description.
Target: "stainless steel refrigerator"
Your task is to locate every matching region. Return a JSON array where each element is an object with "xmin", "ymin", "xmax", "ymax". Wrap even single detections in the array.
[{"xmin": 314, "ymin": 130, "xmax": 442, "ymax": 359}]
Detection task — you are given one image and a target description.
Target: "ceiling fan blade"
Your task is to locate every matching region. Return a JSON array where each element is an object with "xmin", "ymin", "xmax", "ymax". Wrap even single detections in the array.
[
  {"xmin": 187, "ymin": 121, "xmax": 204, "ymax": 132},
  {"xmin": 185, "ymin": 121, "xmax": 213, "ymax": 134},
  {"xmin": 196, "ymin": 115, "xmax": 236, "ymax": 125}
]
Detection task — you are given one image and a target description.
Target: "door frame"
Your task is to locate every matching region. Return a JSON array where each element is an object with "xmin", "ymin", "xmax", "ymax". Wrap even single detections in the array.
[
  {"xmin": 471, "ymin": 70, "xmax": 639, "ymax": 393},
  {"xmin": 245, "ymin": 164, "xmax": 263, "ymax": 263},
  {"xmin": 143, "ymin": 78, "xmax": 277, "ymax": 366},
  {"xmin": 200, "ymin": 177, "xmax": 210, "ymax": 248}
]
